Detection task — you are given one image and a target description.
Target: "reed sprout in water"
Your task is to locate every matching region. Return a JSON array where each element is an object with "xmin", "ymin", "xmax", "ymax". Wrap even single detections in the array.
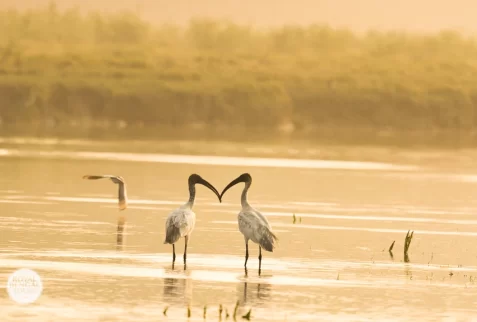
[
  {"xmin": 388, "ymin": 240, "xmax": 395, "ymax": 252},
  {"xmin": 388, "ymin": 240, "xmax": 395, "ymax": 259},
  {"xmin": 292, "ymin": 213, "xmax": 302, "ymax": 224},
  {"xmin": 233, "ymin": 300, "xmax": 240, "ymax": 320},
  {"xmin": 164, "ymin": 303, "xmax": 249, "ymax": 320},
  {"xmin": 404, "ymin": 230, "xmax": 414, "ymax": 262},
  {"xmin": 242, "ymin": 309, "xmax": 252, "ymax": 320},
  {"xmin": 386, "ymin": 231, "xmax": 413, "ymax": 262}
]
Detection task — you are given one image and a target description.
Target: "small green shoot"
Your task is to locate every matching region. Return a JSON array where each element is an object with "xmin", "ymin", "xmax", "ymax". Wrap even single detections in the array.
[
  {"xmin": 388, "ymin": 240, "xmax": 395, "ymax": 252},
  {"xmin": 388, "ymin": 240, "xmax": 395, "ymax": 260},
  {"xmin": 233, "ymin": 300, "xmax": 240, "ymax": 320},
  {"xmin": 404, "ymin": 230, "xmax": 414, "ymax": 254},
  {"xmin": 163, "ymin": 306, "xmax": 169, "ymax": 316},
  {"xmin": 219, "ymin": 304, "xmax": 223, "ymax": 319},
  {"xmin": 203, "ymin": 305, "xmax": 207, "ymax": 319},
  {"xmin": 404, "ymin": 230, "xmax": 414, "ymax": 262},
  {"xmin": 242, "ymin": 309, "xmax": 252, "ymax": 320},
  {"xmin": 293, "ymin": 213, "xmax": 296, "ymax": 224},
  {"xmin": 187, "ymin": 305, "xmax": 191, "ymax": 318}
]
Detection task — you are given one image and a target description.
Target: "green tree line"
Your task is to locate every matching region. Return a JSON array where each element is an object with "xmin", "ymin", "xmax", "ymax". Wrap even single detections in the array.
[{"xmin": 1, "ymin": 3, "xmax": 477, "ymax": 145}]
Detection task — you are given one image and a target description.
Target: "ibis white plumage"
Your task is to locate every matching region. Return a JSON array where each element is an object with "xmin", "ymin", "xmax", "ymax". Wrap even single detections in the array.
[
  {"xmin": 164, "ymin": 174, "xmax": 221, "ymax": 269},
  {"xmin": 220, "ymin": 173, "xmax": 278, "ymax": 275}
]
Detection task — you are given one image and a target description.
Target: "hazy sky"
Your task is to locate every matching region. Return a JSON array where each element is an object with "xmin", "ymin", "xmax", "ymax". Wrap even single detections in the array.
[{"xmin": 2, "ymin": 0, "xmax": 476, "ymax": 34}]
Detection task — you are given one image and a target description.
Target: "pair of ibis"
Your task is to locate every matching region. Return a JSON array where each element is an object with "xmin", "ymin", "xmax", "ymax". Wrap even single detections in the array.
[{"xmin": 83, "ymin": 173, "xmax": 278, "ymax": 274}]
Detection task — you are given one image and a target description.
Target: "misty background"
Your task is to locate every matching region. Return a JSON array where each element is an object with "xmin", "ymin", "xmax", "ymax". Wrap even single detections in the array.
[
  {"xmin": 1, "ymin": 0, "xmax": 476, "ymax": 148},
  {"xmin": 2, "ymin": 0, "xmax": 477, "ymax": 33}
]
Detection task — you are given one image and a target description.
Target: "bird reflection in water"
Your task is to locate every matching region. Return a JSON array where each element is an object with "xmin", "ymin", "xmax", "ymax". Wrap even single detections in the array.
[
  {"xmin": 116, "ymin": 215, "xmax": 126, "ymax": 251},
  {"xmin": 82, "ymin": 174, "xmax": 129, "ymax": 252},
  {"xmin": 163, "ymin": 270, "xmax": 193, "ymax": 304},
  {"xmin": 405, "ymin": 263, "xmax": 412, "ymax": 279},
  {"xmin": 239, "ymin": 281, "xmax": 271, "ymax": 306}
]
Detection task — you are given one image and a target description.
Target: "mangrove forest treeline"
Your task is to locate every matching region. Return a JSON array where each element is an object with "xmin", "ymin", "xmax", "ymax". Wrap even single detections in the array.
[{"xmin": 1, "ymin": 3, "xmax": 477, "ymax": 145}]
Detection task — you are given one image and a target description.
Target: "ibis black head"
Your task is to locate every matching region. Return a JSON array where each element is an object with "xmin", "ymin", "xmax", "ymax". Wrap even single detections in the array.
[
  {"xmin": 188, "ymin": 173, "xmax": 222, "ymax": 203},
  {"xmin": 220, "ymin": 173, "xmax": 252, "ymax": 200},
  {"xmin": 83, "ymin": 175, "xmax": 125, "ymax": 185}
]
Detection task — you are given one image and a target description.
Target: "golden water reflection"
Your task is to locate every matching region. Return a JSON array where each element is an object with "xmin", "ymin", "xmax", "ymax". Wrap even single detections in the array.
[{"xmin": 3, "ymin": 151, "xmax": 477, "ymax": 321}]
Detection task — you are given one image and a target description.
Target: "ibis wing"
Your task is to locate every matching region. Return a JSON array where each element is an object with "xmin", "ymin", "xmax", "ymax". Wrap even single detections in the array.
[
  {"xmin": 238, "ymin": 211, "xmax": 258, "ymax": 240},
  {"xmin": 164, "ymin": 209, "xmax": 195, "ymax": 244},
  {"xmin": 239, "ymin": 209, "xmax": 277, "ymax": 252}
]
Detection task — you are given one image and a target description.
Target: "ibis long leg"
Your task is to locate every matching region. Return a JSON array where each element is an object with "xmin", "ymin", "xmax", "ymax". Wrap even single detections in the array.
[
  {"xmin": 172, "ymin": 244, "xmax": 176, "ymax": 269},
  {"xmin": 184, "ymin": 236, "xmax": 189, "ymax": 269},
  {"xmin": 258, "ymin": 246, "xmax": 262, "ymax": 276}
]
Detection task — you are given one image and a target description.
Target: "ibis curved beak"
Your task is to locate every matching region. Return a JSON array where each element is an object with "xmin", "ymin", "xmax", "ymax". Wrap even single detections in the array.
[
  {"xmin": 197, "ymin": 178, "xmax": 222, "ymax": 203},
  {"xmin": 220, "ymin": 176, "xmax": 245, "ymax": 200}
]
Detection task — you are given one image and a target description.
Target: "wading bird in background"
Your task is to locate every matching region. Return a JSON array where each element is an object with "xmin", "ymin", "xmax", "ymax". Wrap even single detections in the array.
[
  {"xmin": 164, "ymin": 174, "xmax": 222, "ymax": 269},
  {"xmin": 220, "ymin": 173, "xmax": 278, "ymax": 276},
  {"xmin": 82, "ymin": 175, "xmax": 128, "ymax": 248}
]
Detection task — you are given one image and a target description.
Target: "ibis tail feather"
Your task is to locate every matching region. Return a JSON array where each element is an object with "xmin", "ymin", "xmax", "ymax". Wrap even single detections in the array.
[
  {"xmin": 164, "ymin": 225, "xmax": 181, "ymax": 244},
  {"xmin": 259, "ymin": 226, "xmax": 278, "ymax": 252}
]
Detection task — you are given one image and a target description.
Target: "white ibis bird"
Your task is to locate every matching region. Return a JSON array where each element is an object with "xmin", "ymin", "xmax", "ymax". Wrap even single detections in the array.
[
  {"xmin": 83, "ymin": 175, "xmax": 127, "ymax": 210},
  {"xmin": 164, "ymin": 174, "xmax": 221, "ymax": 269},
  {"xmin": 82, "ymin": 175, "xmax": 127, "ymax": 247},
  {"xmin": 220, "ymin": 173, "xmax": 278, "ymax": 275}
]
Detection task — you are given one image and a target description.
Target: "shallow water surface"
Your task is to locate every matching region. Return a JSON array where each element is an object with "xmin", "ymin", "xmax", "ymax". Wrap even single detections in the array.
[{"xmin": 1, "ymin": 144, "xmax": 477, "ymax": 321}]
